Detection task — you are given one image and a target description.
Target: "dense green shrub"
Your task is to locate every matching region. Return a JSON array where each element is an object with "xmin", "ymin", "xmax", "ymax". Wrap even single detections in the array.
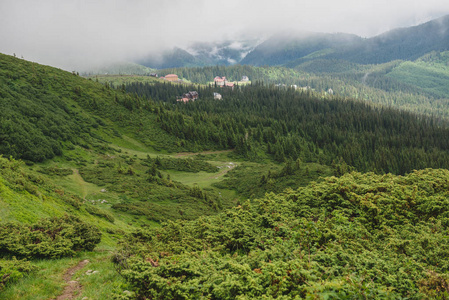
[
  {"xmin": 142, "ymin": 156, "xmax": 218, "ymax": 173},
  {"xmin": 0, "ymin": 215, "xmax": 101, "ymax": 258},
  {"xmin": 0, "ymin": 257, "xmax": 37, "ymax": 291},
  {"xmin": 114, "ymin": 169, "xmax": 449, "ymax": 299},
  {"xmin": 38, "ymin": 166, "xmax": 73, "ymax": 176}
]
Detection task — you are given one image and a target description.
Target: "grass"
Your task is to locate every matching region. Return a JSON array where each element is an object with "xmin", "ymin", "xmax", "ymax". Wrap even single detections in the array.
[
  {"xmin": 0, "ymin": 256, "xmax": 81, "ymax": 300},
  {"xmin": 88, "ymin": 74, "xmax": 163, "ymax": 87},
  {"xmin": 167, "ymin": 160, "xmax": 237, "ymax": 188},
  {"xmin": 0, "ymin": 251, "xmax": 129, "ymax": 300}
]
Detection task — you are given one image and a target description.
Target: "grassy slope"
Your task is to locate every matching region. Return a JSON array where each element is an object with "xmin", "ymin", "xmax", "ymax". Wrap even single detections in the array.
[
  {"xmin": 88, "ymin": 74, "xmax": 163, "ymax": 86},
  {"xmin": 5, "ymin": 50, "xmax": 449, "ymax": 298},
  {"xmin": 387, "ymin": 51, "xmax": 449, "ymax": 98},
  {"xmin": 0, "ymin": 54, "xmax": 247, "ymax": 298}
]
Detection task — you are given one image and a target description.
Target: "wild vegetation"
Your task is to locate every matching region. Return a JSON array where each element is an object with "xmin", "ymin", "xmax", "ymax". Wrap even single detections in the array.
[
  {"xmin": 126, "ymin": 81, "xmax": 449, "ymax": 175},
  {"xmin": 2, "ymin": 39, "xmax": 449, "ymax": 300},
  {"xmin": 114, "ymin": 169, "xmax": 449, "ymax": 299}
]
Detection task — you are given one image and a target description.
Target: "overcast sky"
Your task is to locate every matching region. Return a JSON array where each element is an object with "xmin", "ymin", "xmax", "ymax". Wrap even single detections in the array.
[{"xmin": 1, "ymin": 0, "xmax": 448, "ymax": 71}]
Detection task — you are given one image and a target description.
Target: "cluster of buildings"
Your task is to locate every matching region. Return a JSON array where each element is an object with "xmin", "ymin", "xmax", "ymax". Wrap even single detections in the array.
[
  {"xmin": 155, "ymin": 74, "xmax": 253, "ymax": 102},
  {"xmin": 213, "ymin": 75, "xmax": 249, "ymax": 88},
  {"xmin": 177, "ymin": 91, "xmax": 199, "ymax": 103},
  {"xmin": 213, "ymin": 76, "xmax": 234, "ymax": 88},
  {"xmin": 160, "ymin": 74, "xmax": 179, "ymax": 82}
]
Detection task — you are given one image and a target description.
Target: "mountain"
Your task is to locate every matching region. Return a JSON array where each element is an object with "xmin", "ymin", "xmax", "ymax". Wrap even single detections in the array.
[
  {"xmin": 226, "ymin": 15, "xmax": 449, "ymax": 67},
  {"xmin": 124, "ymin": 15, "xmax": 449, "ymax": 70},
  {"xmin": 240, "ymin": 32, "xmax": 361, "ymax": 66},
  {"xmin": 185, "ymin": 39, "xmax": 261, "ymax": 65},
  {"xmin": 137, "ymin": 39, "xmax": 261, "ymax": 69},
  {"xmin": 328, "ymin": 14, "xmax": 449, "ymax": 64},
  {"xmin": 138, "ymin": 47, "xmax": 200, "ymax": 69}
]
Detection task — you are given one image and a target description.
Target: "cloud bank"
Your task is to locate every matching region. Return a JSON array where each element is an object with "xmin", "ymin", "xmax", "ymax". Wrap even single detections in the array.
[{"xmin": 0, "ymin": 0, "xmax": 448, "ymax": 70}]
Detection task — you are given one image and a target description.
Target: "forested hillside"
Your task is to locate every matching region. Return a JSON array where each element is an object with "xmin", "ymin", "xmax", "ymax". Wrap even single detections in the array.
[
  {"xmin": 240, "ymin": 32, "xmax": 360, "ymax": 66},
  {"xmin": 125, "ymin": 81, "xmax": 449, "ymax": 175},
  {"xmin": 2, "ymin": 52, "xmax": 449, "ymax": 299},
  {"xmin": 0, "ymin": 53, "xmax": 182, "ymax": 162},
  {"xmin": 235, "ymin": 15, "xmax": 449, "ymax": 67}
]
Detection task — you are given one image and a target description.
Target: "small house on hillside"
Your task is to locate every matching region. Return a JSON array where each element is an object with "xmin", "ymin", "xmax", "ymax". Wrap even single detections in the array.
[
  {"xmin": 165, "ymin": 74, "xmax": 179, "ymax": 81},
  {"xmin": 241, "ymin": 76, "xmax": 249, "ymax": 82},
  {"xmin": 214, "ymin": 76, "xmax": 227, "ymax": 86},
  {"xmin": 176, "ymin": 91, "xmax": 198, "ymax": 103},
  {"xmin": 183, "ymin": 91, "xmax": 199, "ymax": 100},
  {"xmin": 149, "ymin": 73, "xmax": 158, "ymax": 77}
]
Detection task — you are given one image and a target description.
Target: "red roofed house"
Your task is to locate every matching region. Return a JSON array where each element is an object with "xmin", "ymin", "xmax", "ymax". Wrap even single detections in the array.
[
  {"xmin": 165, "ymin": 74, "xmax": 179, "ymax": 82},
  {"xmin": 177, "ymin": 91, "xmax": 199, "ymax": 103},
  {"xmin": 183, "ymin": 91, "xmax": 199, "ymax": 100},
  {"xmin": 214, "ymin": 76, "xmax": 227, "ymax": 86}
]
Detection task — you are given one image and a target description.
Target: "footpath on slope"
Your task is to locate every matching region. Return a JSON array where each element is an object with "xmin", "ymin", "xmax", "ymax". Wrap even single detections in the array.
[{"xmin": 54, "ymin": 259, "xmax": 90, "ymax": 300}]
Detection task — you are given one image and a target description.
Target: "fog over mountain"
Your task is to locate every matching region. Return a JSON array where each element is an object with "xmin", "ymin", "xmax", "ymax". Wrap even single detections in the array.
[{"xmin": 0, "ymin": 0, "xmax": 448, "ymax": 71}]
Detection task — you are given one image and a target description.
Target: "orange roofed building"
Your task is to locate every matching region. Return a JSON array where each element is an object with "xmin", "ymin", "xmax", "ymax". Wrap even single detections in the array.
[{"xmin": 165, "ymin": 74, "xmax": 179, "ymax": 81}]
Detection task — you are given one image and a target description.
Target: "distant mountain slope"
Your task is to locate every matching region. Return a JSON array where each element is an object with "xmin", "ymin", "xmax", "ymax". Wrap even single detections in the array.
[
  {"xmin": 138, "ymin": 47, "xmax": 201, "ymax": 69},
  {"xmin": 138, "ymin": 39, "xmax": 260, "ymax": 69},
  {"xmin": 329, "ymin": 15, "xmax": 449, "ymax": 64},
  {"xmin": 241, "ymin": 15, "xmax": 449, "ymax": 67},
  {"xmin": 240, "ymin": 32, "xmax": 361, "ymax": 66},
  {"xmin": 385, "ymin": 51, "xmax": 449, "ymax": 98},
  {"xmin": 185, "ymin": 39, "xmax": 261, "ymax": 65},
  {"xmin": 122, "ymin": 15, "xmax": 449, "ymax": 70}
]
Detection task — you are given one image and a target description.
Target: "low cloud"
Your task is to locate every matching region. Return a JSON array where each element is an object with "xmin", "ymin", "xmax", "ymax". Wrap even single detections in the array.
[{"xmin": 0, "ymin": 0, "xmax": 448, "ymax": 71}]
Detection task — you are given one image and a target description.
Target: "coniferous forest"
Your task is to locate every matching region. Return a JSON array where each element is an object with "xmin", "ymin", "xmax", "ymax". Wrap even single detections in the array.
[{"xmin": 126, "ymin": 81, "xmax": 449, "ymax": 175}]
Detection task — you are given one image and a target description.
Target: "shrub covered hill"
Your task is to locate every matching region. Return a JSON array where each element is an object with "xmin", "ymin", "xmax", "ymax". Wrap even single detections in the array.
[
  {"xmin": 116, "ymin": 169, "xmax": 449, "ymax": 299},
  {"xmin": 1, "ymin": 52, "xmax": 449, "ymax": 298}
]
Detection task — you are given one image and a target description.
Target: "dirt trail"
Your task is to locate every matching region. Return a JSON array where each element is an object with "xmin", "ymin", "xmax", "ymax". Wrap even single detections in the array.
[
  {"xmin": 55, "ymin": 259, "xmax": 89, "ymax": 300},
  {"xmin": 175, "ymin": 149, "xmax": 233, "ymax": 158},
  {"xmin": 209, "ymin": 162, "xmax": 237, "ymax": 179}
]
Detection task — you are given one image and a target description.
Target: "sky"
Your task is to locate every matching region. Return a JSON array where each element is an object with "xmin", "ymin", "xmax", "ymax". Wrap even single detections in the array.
[{"xmin": 1, "ymin": 0, "xmax": 448, "ymax": 71}]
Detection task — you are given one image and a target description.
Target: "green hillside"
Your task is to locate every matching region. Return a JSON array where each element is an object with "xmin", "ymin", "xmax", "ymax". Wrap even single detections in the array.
[
  {"xmin": 115, "ymin": 169, "xmax": 449, "ymax": 299},
  {"xmin": 237, "ymin": 15, "xmax": 449, "ymax": 67},
  {"xmin": 240, "ymin": 32, "xmax": 361, "ymax": 66},
  {"xmin": 386, "ymin": 51, "xmax": 449, "ymax": 98},
  {"xmin": 2, "ymin": 52, "xmax": 449, "ymax": 299},
  {"xmin": 82, "ymin": 61, "xmax": 156, "ymax": 76}
]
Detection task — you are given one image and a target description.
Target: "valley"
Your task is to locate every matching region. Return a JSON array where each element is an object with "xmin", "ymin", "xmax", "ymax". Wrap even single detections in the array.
[{"xmin": 2, "ymin": 13, "xmax": 449, "ymax": 299}]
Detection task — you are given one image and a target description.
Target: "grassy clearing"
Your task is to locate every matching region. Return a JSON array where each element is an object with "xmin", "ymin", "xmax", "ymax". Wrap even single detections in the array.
[
  {"xmin": 168, "ymin": 161, "xmax": 237, "ymax": 188},
  {"xmin": 89, "ymin": 74, "xmax": 162, "ymax": 87}
]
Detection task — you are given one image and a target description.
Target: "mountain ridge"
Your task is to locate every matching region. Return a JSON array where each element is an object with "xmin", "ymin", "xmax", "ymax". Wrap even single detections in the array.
[{"xmin": 129, "ymin": 14, "xmax": 449, "ymax": 69}]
